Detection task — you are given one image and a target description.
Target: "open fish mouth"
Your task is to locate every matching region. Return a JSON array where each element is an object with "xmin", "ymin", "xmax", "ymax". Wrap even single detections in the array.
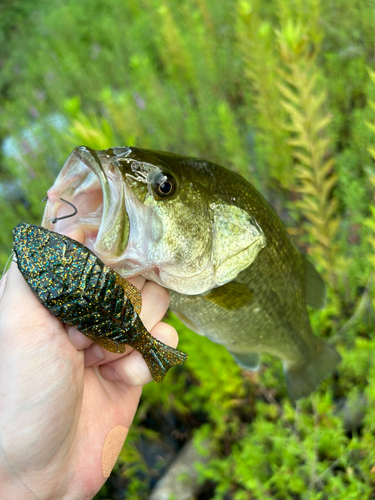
[
  {"xmin": 42, "ymin": 146, "xmax": 165, "ymax": 279},
  {"xmin": 42, "ymin": 146, "xmax": 132, "ymax": 265}
]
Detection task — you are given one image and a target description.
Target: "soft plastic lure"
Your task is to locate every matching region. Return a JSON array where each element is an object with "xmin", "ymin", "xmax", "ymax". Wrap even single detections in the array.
[{"xmin": 12, "ymin": 223, "xmax": 187, "ymax": 382}]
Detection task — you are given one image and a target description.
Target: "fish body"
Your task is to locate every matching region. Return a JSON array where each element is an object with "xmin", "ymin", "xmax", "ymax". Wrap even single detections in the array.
[
  {"xmin": 42, "ymin": 146, "xmax": 341, "ymax": 399},
  {"xmin": 12, "ymin": 223, "xmax": 187, "ymax": 382}
]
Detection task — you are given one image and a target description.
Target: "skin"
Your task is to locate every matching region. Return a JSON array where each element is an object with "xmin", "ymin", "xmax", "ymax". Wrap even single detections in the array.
[{"xmin": 0, "ymin": 228, "xmax": 179, "ymax": 500}]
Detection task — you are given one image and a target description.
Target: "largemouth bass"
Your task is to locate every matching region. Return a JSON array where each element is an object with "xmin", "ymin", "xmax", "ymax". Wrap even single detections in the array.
[{"xmin": 42, "ymin": 146, "xmax": 341, "ymax": 399}]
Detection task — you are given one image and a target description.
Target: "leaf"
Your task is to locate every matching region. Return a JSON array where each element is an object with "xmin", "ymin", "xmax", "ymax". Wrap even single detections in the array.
[
  {"xmin": 295, "ymin": 165, "xmax": 314, "ymax": 179},
  {"xmin": 312, "ymin": 114, "xmax": 332, "ymax": 135},
  {"xmin": 303, "ymin": 212, "xmax": 325, "ymax": 228},
  {"xmin": 295, "ymin": 198, "xmax": 320, "ymax": 214},
  {"xmin": 292, "ymin": 150, "xmax": 312, "ymax": 167},
  {"xmin": 302, "ymin": 72, "xmax": 318, "ymax": 98},
  {"xmin": 314, "ymin": 138, "xmax": 331, "ymax": 157},
  {"xmin": 281, "ymin": 100, "xmax": 305, "ymax": 123},
  {"xmin": 365, "ymin": 121, "xmax": 375, "ymax": 134},
  {"xmin": 324, "ymin": 201, "xmax": 338, "ymax": 222},
  {"xmin": 297, "ymin": 183, "xmax": 318, "ymax": 197},
  {"xmin": 367, "ymin": 68, "xmax": 375, "ymax": 84},
  {"xmin": 321, "ymin": 173, "xmax": 338, "ymax": 201},
  {"xmin": 368, "ymin": 235, "xmax": 375, "ymax": 250},
  {"xmin": 277, "ymin": 67, "xmax": 297, "ymax": 87},
  {"xmin": 310, "ymin": 228, "xmax": 330, "ymax": 247},
  {"xmin": 364, "ymin": 216, "xmax": 375, "ymax": 229},
  {"xmin": 318, "ymin": 158, "xmax": 335, "ymax": 180},
  {"xmin": 308, "ymin": 89, "xmax": 327, "ymax": 116},
  {"xmin": 277, "ymin": 81, "xmax": 300, "ymax": 106},
  {"xmin": 327, "ymin": 218, "xmax": 339, "ymax": 238},
  {"xmin": 288, "ymin": 137, "xmax": 310, "ymax": 148}
]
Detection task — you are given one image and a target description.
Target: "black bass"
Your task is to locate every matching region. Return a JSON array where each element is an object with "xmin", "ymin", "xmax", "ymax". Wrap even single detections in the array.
[{"xmin": 42, "ymin": 146, "xmax": 341, "ymax": 399}]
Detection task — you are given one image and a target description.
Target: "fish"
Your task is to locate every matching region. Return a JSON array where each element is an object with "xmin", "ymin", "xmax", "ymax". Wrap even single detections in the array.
[
  {"xmin": 12, "ymin": 222, "xmax": 188, "ymax": 382},
  {"xmin": 42, "ymin": 145, "xmax": 341, "ymax": 399}
]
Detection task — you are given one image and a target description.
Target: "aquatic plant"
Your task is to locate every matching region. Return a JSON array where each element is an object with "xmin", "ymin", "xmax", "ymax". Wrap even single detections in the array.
[{"xmin": 276, "ymin": 17, "xmax": 339, "ymax": 279}]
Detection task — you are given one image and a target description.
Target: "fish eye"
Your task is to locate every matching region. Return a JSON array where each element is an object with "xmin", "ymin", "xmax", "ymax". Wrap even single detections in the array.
[{"xmin": 152, "ymin": 172, "xmax": 177, "ymax": 199}]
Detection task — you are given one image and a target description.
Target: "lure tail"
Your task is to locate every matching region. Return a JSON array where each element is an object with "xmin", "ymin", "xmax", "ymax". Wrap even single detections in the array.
[{"xmin": 144, "ymin": 340, "xmax": 188, "ymax": 383}]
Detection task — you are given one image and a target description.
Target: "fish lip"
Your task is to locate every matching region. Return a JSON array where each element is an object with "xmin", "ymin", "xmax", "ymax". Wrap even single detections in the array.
[
  {"xmin": 42, "ymin": 146, "xmax": 128, "ymax": 255},
  {"xmin": 74, "ymin": 146, "xmax": 112, "ymax": 230}
]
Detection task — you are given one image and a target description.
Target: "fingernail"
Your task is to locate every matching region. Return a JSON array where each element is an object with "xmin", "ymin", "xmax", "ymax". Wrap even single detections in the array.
[
  {"xmin": 101, "ymin": 365, "xmax": 121, "ymax": 381},
  {"xmin": 92, "ymin": 344, "xmax": 105, "ymax": 362},
  {"xmin": 68, "ymin": 327, "xmax": 86, "ymax": 349}
]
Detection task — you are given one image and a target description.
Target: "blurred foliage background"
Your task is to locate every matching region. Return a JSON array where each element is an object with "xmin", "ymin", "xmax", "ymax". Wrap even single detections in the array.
[{"xmin": 1, "ymin": 0, "xmax": 375, "ymax": 498}]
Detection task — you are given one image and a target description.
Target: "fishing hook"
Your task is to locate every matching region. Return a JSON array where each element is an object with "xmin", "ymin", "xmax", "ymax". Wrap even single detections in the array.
[{"xmin": 42, "ymin": 197, "xmax": 78, "ymax": 224}]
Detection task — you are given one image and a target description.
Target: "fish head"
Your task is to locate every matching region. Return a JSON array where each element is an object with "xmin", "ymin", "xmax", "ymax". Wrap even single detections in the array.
[{"xmin": 43, "ymin": 146, "xmax": 266, "ymax": 294}]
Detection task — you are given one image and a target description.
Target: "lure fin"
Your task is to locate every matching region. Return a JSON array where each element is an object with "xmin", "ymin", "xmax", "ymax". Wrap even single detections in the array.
[
  {"xmin": 284, "ymin": 341, "xmax": 341, "ymax": 400},
  {"xmin": 229, "ymin": 351, "xmax": 260, "ymax": 371},
  {"xmin": 302, "ymin": 254, "xmax": 326, "ymax": 309},
  {"xmin": 203, "ymin": 282, "xmax": 253, "ymax": 310},
  {"xmin": 121, "ymin": 281, "xmax": 142, "ymax": 315},
  {"xmin": 143, "ymin": 339, "xmax": 188, "ymax": 383},
  {"xmin": 83, "ymin": 333, "xmax": 126, "ymax": 353}
]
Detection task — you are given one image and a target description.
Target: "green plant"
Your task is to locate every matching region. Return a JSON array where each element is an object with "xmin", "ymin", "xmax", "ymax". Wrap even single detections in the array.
[{"xmin": 276, "ymin": 18, "xmax": 339, "ymax": 280}]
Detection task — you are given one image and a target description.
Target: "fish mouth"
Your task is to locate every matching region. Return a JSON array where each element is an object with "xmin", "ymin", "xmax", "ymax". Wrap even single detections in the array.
[{"xmin": 42, "ymin": 146, "xmax": 131, "ymax": 263}]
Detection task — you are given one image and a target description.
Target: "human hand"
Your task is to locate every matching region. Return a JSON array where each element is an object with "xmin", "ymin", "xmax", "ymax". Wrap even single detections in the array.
[{"xmin": 0, "ymin": 228, "xmax": 178, "ymax": 500}]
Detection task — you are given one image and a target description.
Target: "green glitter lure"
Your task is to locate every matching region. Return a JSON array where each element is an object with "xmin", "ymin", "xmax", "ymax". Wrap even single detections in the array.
[{"xmin": 12, "ymin": 223, "xmax": 187, "ymax": 382}]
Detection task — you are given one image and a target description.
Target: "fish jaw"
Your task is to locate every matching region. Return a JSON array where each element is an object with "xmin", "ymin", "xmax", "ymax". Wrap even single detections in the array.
[
  {"xmin": 41, "ymin": 146, "xmax": 168, "ymax": 276},
  {"xmin": 42, "ymin": 146, "xmax": 130, "ymax": 258}
]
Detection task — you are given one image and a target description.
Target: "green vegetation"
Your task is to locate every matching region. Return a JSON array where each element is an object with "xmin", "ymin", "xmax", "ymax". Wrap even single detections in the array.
[{"xmin": 0, "ymin": 0, "xmax": 374, "ymax": 498}]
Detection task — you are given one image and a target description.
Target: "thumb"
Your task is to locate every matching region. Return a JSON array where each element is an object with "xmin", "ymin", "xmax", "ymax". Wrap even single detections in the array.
[
  {"xmin": 0, "ymin": 260, "xmax": 65, "ymax": 359},
  {"xmin": 0, "ymin": 261, "xmax": 52, "ymax": 325}
]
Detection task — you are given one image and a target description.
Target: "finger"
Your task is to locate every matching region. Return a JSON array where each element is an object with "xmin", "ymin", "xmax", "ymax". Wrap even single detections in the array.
[
  {"xmin": 67, "ymin": 326, "xmax": 94, "ymax": 350},
  {"xmin": 126, "ymin": 275, "xmax": 146, "ymax": 290},
  {"xmin": 83, "ymin": 342, "xmax": 133, "ymax": 367},
  {"xmin": 139, "ymin": 281, "xmax": 170, "ymax": 330},
  {"xmin": 61, "ymin": 227, "xmax": 86, "ymax": 243},
  {"xmin": 100, "ymin": 322, "xmax": 179, "ymax": 386}
]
